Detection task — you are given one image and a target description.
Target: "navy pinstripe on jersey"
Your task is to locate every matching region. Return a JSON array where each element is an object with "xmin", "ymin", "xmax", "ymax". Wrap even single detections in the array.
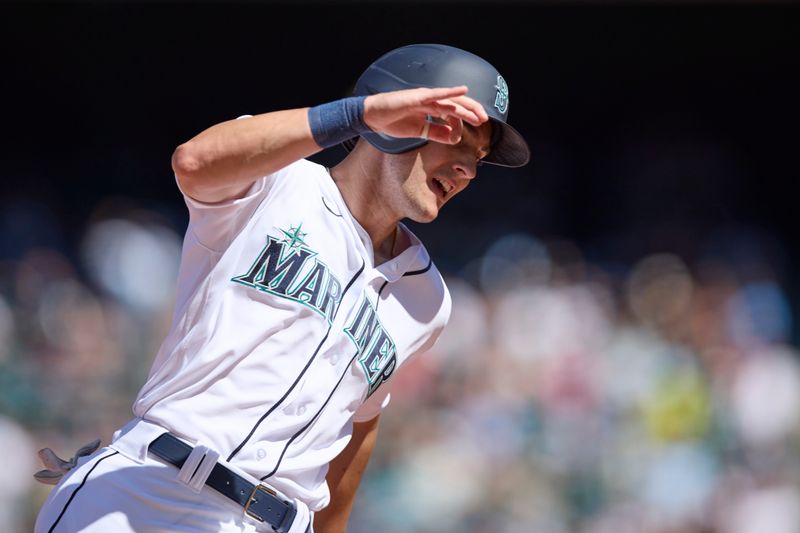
[
  {"xmin": 227, "ymin": 259, "xmax": 365, "ymax": 462},
  {"xmin": 263, "ymin": 258, "xmax": 436, "ymax": 478}
]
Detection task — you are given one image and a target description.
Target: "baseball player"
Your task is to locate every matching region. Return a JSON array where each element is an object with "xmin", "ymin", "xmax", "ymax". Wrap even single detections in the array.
[{"xmin": 34, "ymin": 43, "xmax": 530, "ymax": 532}]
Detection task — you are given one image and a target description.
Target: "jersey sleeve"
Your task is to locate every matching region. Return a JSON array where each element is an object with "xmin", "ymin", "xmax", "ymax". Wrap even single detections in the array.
[
  {"xmin": 353, "ymin": 386, "xmax": 392, "ymax": 423},
  {"xmin": 350, "ymin": 312, "xmax": 447, "ymax": 423},
  {"xmin": 175, "ymin": 114, "xmax": 288, "ymax": 253},
  {"xmin": 352, "ymin": 274, "xmax": 452, "ymax": 423},
  {"xmin": 177, "ymin": 173, "xmax": 279, "ymax": 254}
]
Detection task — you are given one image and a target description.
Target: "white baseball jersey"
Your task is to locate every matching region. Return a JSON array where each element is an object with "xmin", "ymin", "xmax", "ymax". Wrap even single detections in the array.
[{"xmin": 129, "ymin": 157, "xmax": 451, "ymax": 511}]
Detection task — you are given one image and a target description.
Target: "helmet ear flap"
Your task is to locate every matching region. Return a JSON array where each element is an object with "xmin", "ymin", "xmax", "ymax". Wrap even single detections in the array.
[
  {"xmin": 361, "ymin": 131, "xmax": 428, "ymax": 155},
  {"xmin": 341, "ymin": 132, "xmax": 428, "ymax": 156}
]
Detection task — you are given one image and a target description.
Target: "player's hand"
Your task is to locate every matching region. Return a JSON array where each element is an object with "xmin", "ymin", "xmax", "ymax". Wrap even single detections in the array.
[
  {"xmin": 33, "ymin": 438, "xmax": 102, "ymax": 485},
  {"xmin": 363, "ymin": 86, "xmax": 489, "ymax": 145}
]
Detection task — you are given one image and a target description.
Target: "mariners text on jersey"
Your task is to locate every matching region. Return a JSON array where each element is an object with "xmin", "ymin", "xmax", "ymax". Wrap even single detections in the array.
[
  {"xmin": 344, "ymin": 296, "xmax": 396, "ymax": 398},
  {"xmin": 231, "ymin": 227, "xmax": 343, "ymax": 325}
]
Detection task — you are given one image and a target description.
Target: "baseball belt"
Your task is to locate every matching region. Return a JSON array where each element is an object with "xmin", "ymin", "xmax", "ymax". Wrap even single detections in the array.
[{"xmin": 148, "ymin": 433, "xmax": 298, "ymax": 533}]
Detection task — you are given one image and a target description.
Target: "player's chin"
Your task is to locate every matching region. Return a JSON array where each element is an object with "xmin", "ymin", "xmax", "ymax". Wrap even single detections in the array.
[
  {"xmin": 416, "ymin": 211, "xmax": 439, "ymax": 223},
  {"xmin": 409, "ymin": 201, "xmax": 440, "ymax": 223},
  {"xmin": 405, "ymin": 188, "xmax": 445, "ymax": 223}
]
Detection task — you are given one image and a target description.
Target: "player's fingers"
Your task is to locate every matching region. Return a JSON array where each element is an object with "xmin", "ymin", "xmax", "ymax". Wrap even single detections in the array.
[
  {"xmin": 424, "ymin": 116, "xmax": 464, "ymax": 144},
  {"xmin": 365, "ymin": 87, "xmax": 477, "ymax": 133},
  {"xmin": 416, "ymin": 86, "xmax": 469, "ymax": 102},
  {"xmin": 423, "ymin": 98, "xmax": 486, "ymax": 126},
  {"xmin": 417, "ymin": 88, "xmax": 487, "ymax": 118},
  {"xmin": 444, "ymin": 115, "xmax": 464, "ymax": 143},
  {"xmin": 439, "ymin": 96, "xmax": 489, "ymax": 124},
  {"xmin": 424, "ymin": 123, "xmax": 453, "ymax": 144},
  {"xmin": 449, "ymin": 94, "xmax": 489, "ymax": 122},
  {"xmin": 419, "ymin": 102, "xmax": 478, "ymax": 128}
]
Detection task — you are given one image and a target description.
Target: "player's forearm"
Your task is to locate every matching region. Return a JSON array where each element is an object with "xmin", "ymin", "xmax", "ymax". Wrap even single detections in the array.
[
  {"xmin": 172, "ymin": 108, "xmax": 321, "ymax": 203},
  {"xmin": 313, "ymin": 475, "xmax": 363, "ymax": 533}
]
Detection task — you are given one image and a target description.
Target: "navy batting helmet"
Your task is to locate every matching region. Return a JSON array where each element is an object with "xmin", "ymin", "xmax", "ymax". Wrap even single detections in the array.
[{"xmin": 342, "ymin": 43, "xmax": 530, "ymax": 168}]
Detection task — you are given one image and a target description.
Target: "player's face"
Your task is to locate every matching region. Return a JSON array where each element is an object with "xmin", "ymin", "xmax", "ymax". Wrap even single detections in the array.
[{"xmin": 384, "ymin": 121, "xmax": 493, "ymax": 223}]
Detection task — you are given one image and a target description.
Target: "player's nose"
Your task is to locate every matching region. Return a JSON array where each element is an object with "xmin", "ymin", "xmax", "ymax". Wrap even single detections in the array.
[{"xmin": 452, "ymin": 156, "xmax": 479, "ymax": 181}]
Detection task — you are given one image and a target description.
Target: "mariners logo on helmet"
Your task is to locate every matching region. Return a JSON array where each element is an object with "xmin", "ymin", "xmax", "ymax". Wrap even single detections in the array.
[{"xmin": 494, "ymin": 75, "xmax": 509, "ymax": 114}]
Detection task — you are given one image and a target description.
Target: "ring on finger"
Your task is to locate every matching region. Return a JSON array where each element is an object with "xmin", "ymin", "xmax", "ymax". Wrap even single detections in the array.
[{"xmin": 420, "ymin": 117, "xmax": 431, "ymax": 139}]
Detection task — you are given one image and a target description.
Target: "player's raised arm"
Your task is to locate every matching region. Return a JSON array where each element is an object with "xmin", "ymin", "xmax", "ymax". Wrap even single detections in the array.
[
  {"xmin": 171, "ymin": 86, "xmax": 488, "ymax": 204},
  {"xmin": 171, "ymin": 107, "xmax": 318, "ymax": 204}
]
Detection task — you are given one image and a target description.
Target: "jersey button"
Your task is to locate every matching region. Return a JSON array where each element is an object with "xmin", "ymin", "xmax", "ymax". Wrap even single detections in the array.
[
  {"xmin": 297, "ymin": 405, "xmax": 307, "ymax": 415},
  {"xmin": 256, "ymin": 448, "xmax": 267, "ymax": 460},
  {"xmin": 330, "ymin": 354, "xmax": 340, "ymax": 365}
]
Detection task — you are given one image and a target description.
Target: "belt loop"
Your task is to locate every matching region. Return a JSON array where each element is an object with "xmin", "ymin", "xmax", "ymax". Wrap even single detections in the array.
[
  {"xmin": 190, "ymin": 448, "xmax": 219, "ymax": 492},
  {"xmin": 177, "ymin": 444, "xmax": 216, "ymax": 493}
]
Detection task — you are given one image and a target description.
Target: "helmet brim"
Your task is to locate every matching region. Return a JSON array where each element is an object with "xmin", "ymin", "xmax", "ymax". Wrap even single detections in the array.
[{"xmin": 482, "ymin": 119, "xmax": 530, "ymax": 168}]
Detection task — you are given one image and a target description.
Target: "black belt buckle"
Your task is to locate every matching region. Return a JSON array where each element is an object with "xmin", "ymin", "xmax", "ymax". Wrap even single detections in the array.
[{"xmin": 244, "ymin": 483, "xmax": 297, "ymax": 533}]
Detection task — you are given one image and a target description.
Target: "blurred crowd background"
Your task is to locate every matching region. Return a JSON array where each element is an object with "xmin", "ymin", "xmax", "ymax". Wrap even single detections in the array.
[
  {"xmin": 2, "ymin": 204, "xmax": 798, "ymax": 532},
  {"xmin": 2, "ymin": 2, "xmax": 799, "ymax": 532}
]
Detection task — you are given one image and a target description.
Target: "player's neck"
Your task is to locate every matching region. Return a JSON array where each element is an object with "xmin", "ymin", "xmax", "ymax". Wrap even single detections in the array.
[
  {"xmin": 328, "ymin": 158, "xmax": 401, "ymax": 260},
  {"xmin": 373, "ymin": 225, "xmax": 401, "ymax": 265}
]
